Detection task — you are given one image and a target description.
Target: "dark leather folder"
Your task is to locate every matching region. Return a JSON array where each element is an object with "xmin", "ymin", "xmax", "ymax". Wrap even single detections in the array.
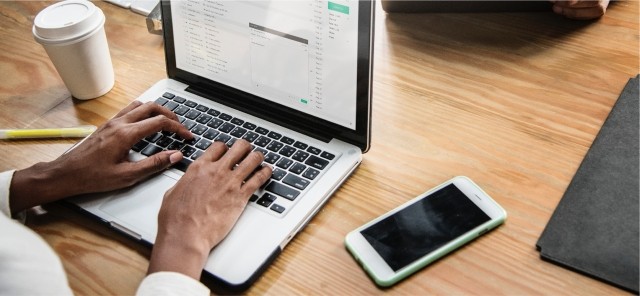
[{"xmin": 537, "ymin": 75, "xmax": 639, "ymax": 293}]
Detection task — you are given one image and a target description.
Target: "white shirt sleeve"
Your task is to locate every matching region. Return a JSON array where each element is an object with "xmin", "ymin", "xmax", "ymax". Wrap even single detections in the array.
[
  {"xmin": 136, "ymin": 271, "xmax": 210, "ymax": 296},
  {"xmin": 0, "ymin": 170, "xmax": 74, "ymax": 295},
  {"xmin": 1, "ymin": 170, "xmax": 211, "ymax": 295}
]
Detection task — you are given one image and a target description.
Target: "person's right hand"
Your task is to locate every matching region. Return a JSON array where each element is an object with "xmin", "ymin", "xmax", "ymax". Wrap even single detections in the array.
[{"xmin": 148, "ymin": 140, "xmax": 272, "ymax": 279}]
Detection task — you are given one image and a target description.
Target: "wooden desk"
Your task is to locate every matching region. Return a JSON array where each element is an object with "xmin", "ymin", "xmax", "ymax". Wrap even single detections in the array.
[{"xmin": 1, "ymin": 1, "xmax": 637, "ymax": 294}]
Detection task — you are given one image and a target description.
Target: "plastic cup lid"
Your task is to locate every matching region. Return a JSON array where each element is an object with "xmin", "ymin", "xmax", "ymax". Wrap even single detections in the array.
[{"xmin": 33, "ymin": 0, "xmax": 104, "ymax": 44}]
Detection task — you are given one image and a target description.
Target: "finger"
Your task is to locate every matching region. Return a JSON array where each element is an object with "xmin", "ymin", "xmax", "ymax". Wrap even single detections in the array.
[
  {"xmin": 125, "ymin": 150, "xmax": 183, "ymax": 183},
  {"xmin": 554, "ymin": 5, "xmax": 606, "ymax": 19},
  {"xmin": 200, "ymin": 141, "xmax": 228, "ymax": 162},
  {"xmin": 128, "ymin": 115, "xmax": 193, "ymax": 143},
  {"xmin": 113, "ymin": 101, "xmax": 143, "ymax": 119},
  {"xmin": 220, "ymin": 140, "xmax": 253, "ymax": 170},
  {"xmin": 233, "ymin": 150, "xmax": 266, "ymax": 180},
  {"xmin": 242, "ymin": 165, "xmax": 273, "ymax": 194},
  {"xmin": 122, "ymin": 101, "xmax": 181, "ymax": 124},
  {"xmin": 553, "ymin": 0, "xmax": 601, "ymax": 8}
]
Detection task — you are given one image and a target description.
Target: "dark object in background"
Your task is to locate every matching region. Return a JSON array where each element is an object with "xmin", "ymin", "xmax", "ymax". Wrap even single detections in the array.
[
  {"xmin": 537, "ymin": 75, "xmax": 640, "ymax": 294},
  {"xmin": 381, "ymin": 0, "xmax": 552, "ymax": 13}
]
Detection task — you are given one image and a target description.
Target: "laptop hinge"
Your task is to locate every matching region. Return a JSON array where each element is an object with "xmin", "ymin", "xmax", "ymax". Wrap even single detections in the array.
[{"xmin": 185, "ymin": 85, "xmax": 333, "ymax": 143}]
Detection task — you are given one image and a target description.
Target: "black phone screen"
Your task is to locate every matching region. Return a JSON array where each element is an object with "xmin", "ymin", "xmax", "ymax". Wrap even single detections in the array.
[{"xmin": 361, "ymin": 184, "xmax": 491, "ymax": 271}]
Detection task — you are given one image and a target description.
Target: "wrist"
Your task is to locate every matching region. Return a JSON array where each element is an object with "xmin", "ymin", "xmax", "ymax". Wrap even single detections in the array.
[
  {"xmin": 9, "ymin": 160, "xmax": 77, "ymax": 214},
  {"xmin": 148, "ymin": 232, "xmax": 211, "ymax": 280}
]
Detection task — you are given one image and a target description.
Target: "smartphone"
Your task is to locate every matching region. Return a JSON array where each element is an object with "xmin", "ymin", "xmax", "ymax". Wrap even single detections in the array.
[
  {"xmin": 130, "ymin": 0, "xmax": 159, "ymax": 16},
  {"xmin": 345, "ymin": 176, "xmax": 507, "ymax": 287}
]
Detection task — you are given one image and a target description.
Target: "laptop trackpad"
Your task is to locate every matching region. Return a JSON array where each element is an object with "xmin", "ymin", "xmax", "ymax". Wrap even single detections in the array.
[{"xmin": 98, "ymin": 173, "xmax": 177, "ymax": 238}]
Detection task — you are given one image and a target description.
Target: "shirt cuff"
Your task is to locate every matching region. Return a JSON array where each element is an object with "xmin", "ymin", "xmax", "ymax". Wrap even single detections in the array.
[
  {"xmin": 0, "ymin": 170, "xmax": 15, "ymax": 217},
  {"xmin": 136, "ymin": 271, "xmax": 210, "ymax": 296}
]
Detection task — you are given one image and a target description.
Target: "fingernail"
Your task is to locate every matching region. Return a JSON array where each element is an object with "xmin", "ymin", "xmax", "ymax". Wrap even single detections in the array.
[{"xmin": 169, "ymin": 151, "xmax": 183, "ymax": 164}]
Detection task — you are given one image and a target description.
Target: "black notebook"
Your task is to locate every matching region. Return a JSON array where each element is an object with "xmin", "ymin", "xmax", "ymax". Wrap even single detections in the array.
[{"xmin": 537, "ymin": 75, "xmax": 639, "ymax": 293}]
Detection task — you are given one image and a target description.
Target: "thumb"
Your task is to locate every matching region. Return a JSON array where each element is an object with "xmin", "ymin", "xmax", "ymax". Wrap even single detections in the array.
[{"xmin": 131, "ymin": 150, "xmax": 183, "ymax": 178}]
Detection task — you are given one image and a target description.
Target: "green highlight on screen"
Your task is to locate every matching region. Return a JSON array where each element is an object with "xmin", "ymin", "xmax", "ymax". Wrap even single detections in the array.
[
  {"xmin": 328, "ymin": 2, "xmax": 349, "ymax": 14},
  {"xmin": 300, "ymin": 98, "xmax": 309, "ymax": 104}
]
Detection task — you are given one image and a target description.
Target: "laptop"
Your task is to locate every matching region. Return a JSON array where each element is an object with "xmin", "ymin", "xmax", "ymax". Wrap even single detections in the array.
[{"xmin": 66, "ymin": 0, "xmax": 374, "ymax": 291}]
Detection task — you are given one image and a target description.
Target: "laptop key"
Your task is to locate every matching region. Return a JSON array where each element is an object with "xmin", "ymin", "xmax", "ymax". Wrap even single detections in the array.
[
  {"xmin": 307, "ymin": 146, "xmax": 321, "ymax": 155},
  {"xmin": 230, "ymin": 127, "xmax": 247, "ymax": 138},
  {"xmin": 132, "ymin": 140, "xmax": 149, "ymax": 152},
  {"xmin": 289, "ymin": 163, "xmax": 306, "ymax": 175},
  {"xmin": 270, "ymin": 204, "xmax": 285, "ymax": 214},
  {"xmin": 305, "ymin": 155, "xmax": 329, "ymax": 170},
  {"xmin": 293, "ymin": 141, "xmax": 308, "ymax": 150},
  {"xmin": 202, "ymin": 129, "xmax": 219, "ymax": 140},
  {"xmin": 191, "ymin": 150, "xmax": 204, "ymax": 160},
  {"xmin": 292, "ymin": 150, "xmax": 310, "ymax": 162},
  {"xmin": 226, "ymin": 138, "xmax": 237, "ymax": 147},
  {"xmin": 155, "ymin": 97, "xmax": 168, "ymax": 106},
  {"xmin": 257, "ymin": 193, "xmax": 277, "ymax": 207},
  {"xmin": 164, "ymin": 101, "xmax": 179, "ymax": 111},
  {"xmin": 302, "ymin": 167, "xmax": 320, "ymax": 180},
  {"xmin": 215, "ymin": 133, "xmax": 231, "ymax": 143},
  {"xmin": 267, "ymin": 131, "xmax": 282, "ymax": 140},
  {"xmin": 196, "ymin": 114, "xmax": 212, "ymax": 124},
  {"xmin": 271, "ymin": 168, "xmax": 287, "ymax": 180},
  {"xmin": 255, "ymin": 127, "xmax": 269, "ymax": 135},
  {"xmin": 173, "ymin": 158, "xmax": 192, "ymax": 172},
  {"xmin": 276, "ymin": 158, "xmax": 294, "ymax": 170},
  {"xmin": 254, "ymin": 136, "xmax": 271, "ymax": 147},
  {"xmin": 265, "ymin": 181, "xmax": 300, "ymax": 201},
  {"xmin": 207, "ymin": 118, "xmax": 224, "ymax": 129},
  {"xmin": 162, "ymin": 92, "xmax": 175, "ymax": 99},
  {"xmin": 191, "ymin": 124, "xmax": 207, "ymax": 135},
  {"xmin": 242, "ymin": 122, "xmax": 257, "ymax": 130},
  {"xmin": 185, "ymin": 109, "xmax": 201, "ymax": 120},
  {"xmin": 266, "ymin": 141, "xmax": 284, "ymax": 152},
  {"xmin": 230, "ymin": 117, "xmax": 244, "ymax": 125},
  {"xmin": 195, "ymin": 104, "xmax": 209, "ymax": 112},
  {"xmin": 242, "ymin": 131, "xmax": 259, "ymax": 143},
  {"xmin": 218, "ymin": 122, "xmax": 236, "ymax": 133},
  {"xmin": 195, "ymin": 139, "xmax": 212, "ymax": 150},
  {"xmin": 283, "ymin": 174, "xmax": 310, "ymax": 190},
  {"xmin": 184, "ymin": 100, "xmax": 198, "ymax": 108},
  {"xmin": 167, "ymin": 141, "xmax": 185, "ymax": 151},
  {"xmin": 173, "ymin": 96, "xmax": 186, "ymax": 103},
  {"xmin": 173, "ymin": 105, "xmax": 190, "ymax": 115},
  {"xmin": 320, "ymin": 151, "xmax": 335, "ymax": 160},
  {"xmin": 141, "ymin": 144, "xmax": 163, "ymax": 156},
  {"xmin": 254, "ymin": 147, "xmax": 268, "ymax": 156},
  {"xmin": 180, "ymin": 146, "xmax": 197, "ymax": 157},
  {"xmin": 219, "ymin": 113, "xmax": 233, "ymax": 121},
  {"xmin": 182, "ymin": 120, "xmax": 196, "ymax": 131},
  {"xmin": 145, "ymin": 132, "xmax": 162, "ymax": 143},
  {"xmin": 156, "ymin": 136, "xmax": 174, "ymax": 148},
  {"xmin": 280, "ymin": 136, "xmax": 295, "ymax": 145},
  {"xmin": 249, "ymin": 194, "xmax": 259, "ymax": 202},
  {"xmin": 206, "ymin": 108, "xmax": 221, "ymax": 116},
  {"xmin": 279, "ymin": 146, "xmax": 296, "ymax": 157},
  {"xmin": 264, "ymin": 152, "xmax": 281, "ymax": 164}
]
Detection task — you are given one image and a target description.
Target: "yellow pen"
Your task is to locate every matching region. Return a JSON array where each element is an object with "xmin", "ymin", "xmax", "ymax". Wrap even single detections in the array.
[{"xmin": 0, "ymin": 125, "xmax": 97, "ymax": 140}]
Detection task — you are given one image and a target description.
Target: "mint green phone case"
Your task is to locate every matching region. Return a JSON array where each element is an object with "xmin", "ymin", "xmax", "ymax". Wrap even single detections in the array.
[{"xmin": 345, "ymin": 177, "xmax": 507, "ymax": 287}]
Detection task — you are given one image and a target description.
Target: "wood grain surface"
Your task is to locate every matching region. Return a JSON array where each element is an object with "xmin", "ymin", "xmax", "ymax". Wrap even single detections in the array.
[{"xmin": 0, "ymin": 1, "xmax": 637, "ymax": 295}]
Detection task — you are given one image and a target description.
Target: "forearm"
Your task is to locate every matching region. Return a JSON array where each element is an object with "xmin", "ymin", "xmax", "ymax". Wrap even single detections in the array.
[{"xmin": 9, "ymin": 160, "xmax": 77, "ymax": 214}]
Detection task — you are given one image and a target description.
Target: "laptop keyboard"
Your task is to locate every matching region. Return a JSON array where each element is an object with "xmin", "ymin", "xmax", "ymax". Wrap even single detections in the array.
[{"xmin": 131, "ymin": 92, "xmax": 337, "ymax": 216}]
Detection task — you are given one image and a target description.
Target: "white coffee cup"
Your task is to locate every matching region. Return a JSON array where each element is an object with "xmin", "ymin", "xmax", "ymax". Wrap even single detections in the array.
[{"xmin": 33, "ymin": 0, "xmax": 114, "ymax": 100}]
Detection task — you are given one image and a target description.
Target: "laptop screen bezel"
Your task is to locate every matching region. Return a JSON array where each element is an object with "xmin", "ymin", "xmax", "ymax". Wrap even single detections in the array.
[{"xmin": 160, "ymin": 0, "xmax": 373, "ymax": 152}]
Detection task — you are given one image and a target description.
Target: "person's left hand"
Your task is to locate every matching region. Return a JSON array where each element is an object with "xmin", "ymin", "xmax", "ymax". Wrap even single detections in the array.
[
  {"xmin": 9, "ymin": 101, "xmax": 193, "ymax": 214},
  {"xmin": 551, "ymin": 0, "xmax": 610, "ymax": 20}
]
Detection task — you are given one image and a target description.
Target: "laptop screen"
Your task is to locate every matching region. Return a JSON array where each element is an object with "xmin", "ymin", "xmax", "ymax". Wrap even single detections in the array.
[{"xmin": 161, "ymin": 0, "xmax": 373, "ymax": 151}]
